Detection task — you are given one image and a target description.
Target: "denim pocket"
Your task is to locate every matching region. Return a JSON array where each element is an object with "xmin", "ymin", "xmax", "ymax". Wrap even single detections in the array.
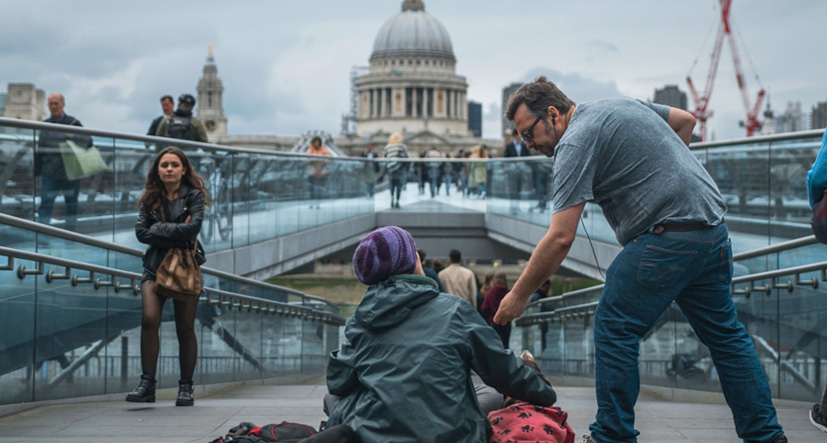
[
  {"xmin": 636, "ymin": 245, "xmax": 697, "ymax": 291},
  {"xmin": 718, "ymin": 239, "xmax": 734, "ymax": 284}
]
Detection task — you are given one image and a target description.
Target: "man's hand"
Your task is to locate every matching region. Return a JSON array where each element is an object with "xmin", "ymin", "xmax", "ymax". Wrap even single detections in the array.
[{"xmin": 493, "ymin": 291, "xmax": 526, "ymax": 325}]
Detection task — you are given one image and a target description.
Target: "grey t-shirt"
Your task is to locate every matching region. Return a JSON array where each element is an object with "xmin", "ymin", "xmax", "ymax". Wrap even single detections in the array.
[{"xmin": 551, "ymin": 97, "xmax": 726, "ymax": 245}]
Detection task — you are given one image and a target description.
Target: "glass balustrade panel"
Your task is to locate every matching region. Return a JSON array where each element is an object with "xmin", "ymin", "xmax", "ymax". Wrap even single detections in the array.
[{"xmin": 0, "ymin": 248, "xmax": 37, "ymax": 405}]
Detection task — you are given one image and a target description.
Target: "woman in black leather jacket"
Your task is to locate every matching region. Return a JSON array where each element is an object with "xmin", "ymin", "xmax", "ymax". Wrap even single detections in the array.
[{"xmin": 127, "ymin": 147, "xmax": 210, "ymax": 406}]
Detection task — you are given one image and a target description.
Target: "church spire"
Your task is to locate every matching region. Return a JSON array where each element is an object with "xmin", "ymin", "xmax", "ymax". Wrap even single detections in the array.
[
  {"xmin": 206, "ymin": 43, "xmax": 215, "ymax": 66},
  {"xmin": 401, "ymin": 0, "xmax": 424, "ymax": 12}
]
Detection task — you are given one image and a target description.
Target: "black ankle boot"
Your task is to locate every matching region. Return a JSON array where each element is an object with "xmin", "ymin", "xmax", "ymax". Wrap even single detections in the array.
[
  {"xmin": 176, "ymin": 379, "xmax": 194, "ymax": 406},
  {"xmin": 126, "ymin": 374, "xmax": 156, "ymax": 403}
]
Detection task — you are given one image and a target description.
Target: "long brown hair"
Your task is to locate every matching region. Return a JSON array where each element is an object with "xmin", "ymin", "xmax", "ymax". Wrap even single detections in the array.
[{"xmin": 138, "ymin": 146, "xmax": 211, "ymax": 211}]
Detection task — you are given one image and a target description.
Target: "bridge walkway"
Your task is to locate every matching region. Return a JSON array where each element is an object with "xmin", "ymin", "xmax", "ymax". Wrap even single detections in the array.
[{"xmin": 0, "ymin": 379, "xmax": 822, "ymax": 442}]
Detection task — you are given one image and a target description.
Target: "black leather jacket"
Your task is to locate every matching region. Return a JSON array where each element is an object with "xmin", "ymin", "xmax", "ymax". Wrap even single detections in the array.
[{"xmin": 135, "ymin": 183, "xmax": 206, "ymax": 273}]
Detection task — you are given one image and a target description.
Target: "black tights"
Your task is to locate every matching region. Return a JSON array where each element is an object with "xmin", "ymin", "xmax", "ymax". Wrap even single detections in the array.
[{"xmin": 140, "ymin": 281, "xmax": 199, "ymax": 380}]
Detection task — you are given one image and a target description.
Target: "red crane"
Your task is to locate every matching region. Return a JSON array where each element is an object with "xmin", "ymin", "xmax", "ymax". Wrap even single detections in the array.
[{"xmin": 686, "ymin": 0, "xmax": 765, "ymax": 141}]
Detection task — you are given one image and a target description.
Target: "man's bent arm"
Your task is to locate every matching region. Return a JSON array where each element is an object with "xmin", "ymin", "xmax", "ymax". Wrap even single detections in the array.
[
  {"xmin": 667, "ymin": 108, "xmax": 696, "ymax": 147},
  {"xmin": 493, "ymin": 202, "xmax": 584, "ymax": 324}
]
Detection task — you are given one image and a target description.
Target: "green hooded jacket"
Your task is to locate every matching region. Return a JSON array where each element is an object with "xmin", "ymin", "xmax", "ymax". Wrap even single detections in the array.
[{"xmin": 326, "ymin": 274, "xmax": 557, "ymax": 442}]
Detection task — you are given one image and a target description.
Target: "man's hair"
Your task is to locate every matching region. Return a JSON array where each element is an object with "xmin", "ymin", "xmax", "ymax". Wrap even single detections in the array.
[
  {"xmin": 512, "ymin": 128, "xmax": 519, "ymax": 136},
  {"xmin": 417, "ymin": 248, "xmax": 427, "ymax": 263},
  {"xmin": 449, "ymin": 249, "xmax": 461, "ymax": 263},
  {"xmin": 160, "ymin": 95, "xmax": 174, "ymax": 103},
  {"xmin": 505, "ymin": 76, "xmax": 575, "ymax": 121}
]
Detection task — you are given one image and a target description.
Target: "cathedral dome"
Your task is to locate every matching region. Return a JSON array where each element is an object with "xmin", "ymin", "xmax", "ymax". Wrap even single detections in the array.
[{"xmin": 370, "ymin": 0, "xmax": 455, "ymax": 61}]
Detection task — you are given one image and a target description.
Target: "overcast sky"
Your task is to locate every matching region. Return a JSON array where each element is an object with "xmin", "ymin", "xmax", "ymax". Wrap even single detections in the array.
[{"xmin": 2, "ymin": 0, "xmax": 824, "ymax": 142}]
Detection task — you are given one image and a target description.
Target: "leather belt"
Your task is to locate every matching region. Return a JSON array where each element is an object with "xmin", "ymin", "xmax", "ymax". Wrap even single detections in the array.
[{"xmin": 651, "ymin": 218, "xmax": 724, "ymax": 234}]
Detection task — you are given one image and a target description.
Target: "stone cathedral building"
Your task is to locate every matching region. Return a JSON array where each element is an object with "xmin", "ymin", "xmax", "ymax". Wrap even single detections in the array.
[
  {"xmin": 204, "ymin": 0, "xmax": 495, "ymax": 155},
  {"xmin": 356, "ymin": 0, "xmax": 469, "ymax": 137}
]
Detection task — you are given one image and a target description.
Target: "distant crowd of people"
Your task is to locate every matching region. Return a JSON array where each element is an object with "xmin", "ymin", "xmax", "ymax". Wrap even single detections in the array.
[{"xmin": 353, "ymin": 128, "xmax": 552, "ymax": 211}]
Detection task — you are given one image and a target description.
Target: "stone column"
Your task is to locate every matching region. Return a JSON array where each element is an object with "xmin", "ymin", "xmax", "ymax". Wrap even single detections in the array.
[
  {"xmin": 437, "ymin": 89, "xmax": 444, "ymax": 117},
  {"xmin": 423, "ymin": 87, "xmax": 429, "ymax": 117}
]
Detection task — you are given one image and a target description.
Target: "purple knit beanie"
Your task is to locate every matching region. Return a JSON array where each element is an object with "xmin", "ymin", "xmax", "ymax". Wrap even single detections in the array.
[{"xmin": 353, "ymin": 226, "xmax": 417, "ymax": 285}]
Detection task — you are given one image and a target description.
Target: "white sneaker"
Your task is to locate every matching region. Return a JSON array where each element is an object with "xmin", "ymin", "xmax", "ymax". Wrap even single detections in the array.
[{"xmin": 811, "ymin": 405, "xmax": 827, "ymax": 434}]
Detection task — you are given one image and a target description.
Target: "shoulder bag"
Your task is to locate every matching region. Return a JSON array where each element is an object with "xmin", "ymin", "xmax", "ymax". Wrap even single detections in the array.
[
  {"xmin": 60, "ymin": 139, "xmax": 107, "ymax": 180},
  {"xmin": 155, "ymin": 205, "xmax": 202, "ymax": 301}
]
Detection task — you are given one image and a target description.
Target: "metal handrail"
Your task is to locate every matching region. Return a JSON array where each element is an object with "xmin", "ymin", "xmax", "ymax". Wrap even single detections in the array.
[
  {"xmin": 0, "ymin": 212, "xmax": 338, "ymax": 311},
  {"xmin": 732, "ymin": 235, "xmax": 819, "ymax": 261},
  {"xmin": 516, "ymin": 301, "xmax": 598, "ymax": 327},
  {"xmin": 517, "ymin": 260, "xmax": 827, "ymax": 326},
  {"xmin": 530, "ymin": 284, "xmax": 604, "ymax": 310},
  {"xmin": 731, "ymin": 260, "xmax": 827, "ymax": 297},
  {"xmin": 3, "ymin": 116, "xmax": 823, "ymax": 158},
  {"xmin": 690, "ymin": 128, "xmax": 824, "ymax": 150},
  {"xmin": 0, "ymin": 117, "xmax": 364, "ymax": 161},
  {"xmin": 0, "ymin": 117, "xmax": 490, "ymax": 163},
  {"xmin": 527, "ymin": 234, "xmax": 823, "ymax": 310},
  {"xmin": 0, "ymin": 246, "xmax": 345, "ymax": 326}
]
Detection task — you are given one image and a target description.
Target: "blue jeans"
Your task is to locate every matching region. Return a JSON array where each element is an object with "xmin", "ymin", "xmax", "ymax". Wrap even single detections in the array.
[
  {"xmin": 38, "ymin": 175, "xmax": 80, "ymax": 232},
  {"xmin": 590, "ymin": 224, "xmax": 783, "ymax": 443},
  {"xmin": 428, "ymin": 165, "xmax": 440, "ymax": 197}
]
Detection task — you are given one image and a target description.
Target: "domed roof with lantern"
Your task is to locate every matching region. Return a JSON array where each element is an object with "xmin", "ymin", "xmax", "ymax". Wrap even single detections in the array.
[{"xmin": 370, "ymin": 0, "xmax": 455, "ymax": 61}]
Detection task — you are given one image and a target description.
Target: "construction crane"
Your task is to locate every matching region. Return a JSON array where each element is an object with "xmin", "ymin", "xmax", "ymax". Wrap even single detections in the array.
[{"xmin": 686, "ymin": 0, "xmax": 765, "ymax": 141}]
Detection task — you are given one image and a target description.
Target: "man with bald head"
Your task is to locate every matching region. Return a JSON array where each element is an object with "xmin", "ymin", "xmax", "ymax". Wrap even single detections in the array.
[{"xmin": 36, "ymin": 93, "xmax": 92, "ymax": 233}]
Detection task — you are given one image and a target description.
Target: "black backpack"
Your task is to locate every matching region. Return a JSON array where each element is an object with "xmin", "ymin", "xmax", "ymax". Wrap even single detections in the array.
[{"xmin": 166, "ymin": 115, "xmax": 192, "ymax": 140}]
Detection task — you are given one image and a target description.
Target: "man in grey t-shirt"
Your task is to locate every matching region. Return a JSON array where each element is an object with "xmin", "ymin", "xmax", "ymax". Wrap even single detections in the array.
[{"xmin": 495, "ymin": 77, "xmax": 785, "ymax": 443}]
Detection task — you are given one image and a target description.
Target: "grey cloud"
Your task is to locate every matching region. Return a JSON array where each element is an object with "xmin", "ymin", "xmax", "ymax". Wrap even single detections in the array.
[
  {"xmin": 587, "ymin": 40, "xmax": 619, "ymax": 54},
  {"xmin": 521, "ymin": 68, "xmax": 624, "ymax": 104}
]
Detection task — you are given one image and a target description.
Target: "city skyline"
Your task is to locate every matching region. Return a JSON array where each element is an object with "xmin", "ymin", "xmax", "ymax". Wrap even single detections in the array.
[{"xmin": 1, "ymin": 0, "xmax": 824, "ymax": 142}]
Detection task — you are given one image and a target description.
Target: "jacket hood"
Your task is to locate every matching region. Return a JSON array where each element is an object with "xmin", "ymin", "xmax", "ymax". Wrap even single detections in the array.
[
  {"xmin": 174, "ymin": 108, "xmax": 193, "ymax": 118},
  {"xmin": 353, "ymin": 274, "xmax": 439, "ymax": 330}
]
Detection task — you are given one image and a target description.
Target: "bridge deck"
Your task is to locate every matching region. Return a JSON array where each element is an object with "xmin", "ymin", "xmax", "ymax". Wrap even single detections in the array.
[{"xmin": 0, "ymin": 379, "xmax": 822, "ymax": 442}]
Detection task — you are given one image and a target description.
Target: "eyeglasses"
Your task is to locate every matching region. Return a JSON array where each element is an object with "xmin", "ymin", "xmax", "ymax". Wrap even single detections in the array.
[{"xmin": 521, "ymin": 115, "xmax": 543, "ymax": 143}]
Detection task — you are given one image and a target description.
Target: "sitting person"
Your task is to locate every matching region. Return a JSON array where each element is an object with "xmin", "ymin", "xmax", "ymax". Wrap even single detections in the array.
[{"xmin": 325, "ymin": 226, "xmax": 557, "ymax": 442}]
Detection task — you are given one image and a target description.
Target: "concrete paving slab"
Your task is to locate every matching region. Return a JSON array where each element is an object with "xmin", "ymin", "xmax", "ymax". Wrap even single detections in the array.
[{"xmin": 0, "ymin": 380, "xmax": 824, "ymax": 443}]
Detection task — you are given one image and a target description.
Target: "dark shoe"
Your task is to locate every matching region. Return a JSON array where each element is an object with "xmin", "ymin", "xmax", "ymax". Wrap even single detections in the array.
[
  {"xmin": 125, "ymin": 374, "xmax": 156, "ymax": 403},
  {"xmin": 176, "ymin": 379, "xmax": 194, "ymax": 406},
  {"xmin": 771, "ymin": 434, "xmax": 788, "ymax": 443},
  {"xmin": 811, "ymin": 404, "xmax": 827, "ymax": 434}
]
